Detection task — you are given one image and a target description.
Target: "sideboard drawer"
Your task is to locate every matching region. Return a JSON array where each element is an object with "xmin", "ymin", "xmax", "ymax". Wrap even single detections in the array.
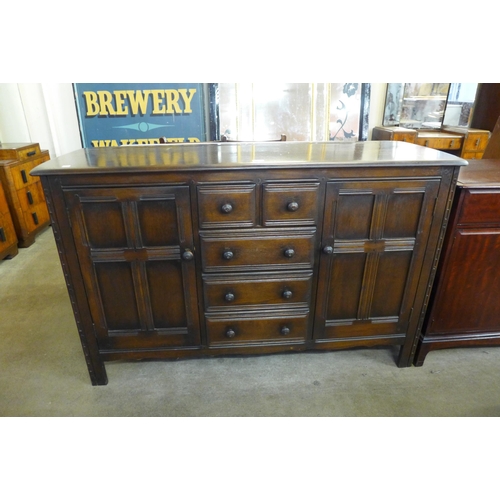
[
  {"xmin": 263, "ymin": 182, "xmax": 320, "ymax": 226},
  {"xmin": 463, "ymin": 133, "xmax": 489, "ymax": 152},
  {"xmin": 206, "ymin": 311, "xmax": 310, "ymax": 344},
  {"xmin": 459, "ymin": 189, "xmax": 500, "ymax": 225},
  {"xmin": 416, "ymin": 135, "xmax": 462, "ymax": 150},
  {"xmin": 203, "ymin": 271, "xmax": 313, "ymax": 310},
  {"xmin": 200, "ymin": 228, "xmax": 317, "ymax": 272},
  {"xmin": 197, "ymin": 183, "xmax": 257, "ymax": 228}
]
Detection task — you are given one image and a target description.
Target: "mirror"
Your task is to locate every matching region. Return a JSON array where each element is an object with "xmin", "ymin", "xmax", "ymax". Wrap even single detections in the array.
[{"xmin": 443, "ymin": 83, "xmax": 479, "ymax": 127}]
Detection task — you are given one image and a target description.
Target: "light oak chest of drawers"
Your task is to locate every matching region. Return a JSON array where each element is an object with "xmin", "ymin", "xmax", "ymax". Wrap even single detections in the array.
[{"xmin": 32, "ymin": 141, "xmax": 465, "ymax": 385}]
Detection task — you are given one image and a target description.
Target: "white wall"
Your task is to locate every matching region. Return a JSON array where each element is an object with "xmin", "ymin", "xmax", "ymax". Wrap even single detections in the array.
[{"xmin": 0, "ymin": 83, "xmax": 387, "ymax": 158}]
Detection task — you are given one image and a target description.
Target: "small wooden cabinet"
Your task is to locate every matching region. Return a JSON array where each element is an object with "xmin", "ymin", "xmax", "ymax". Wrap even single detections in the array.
[
  {"xmin": 0, "ymin": 143, "xmax": 51, "ymax": 247},
  {"xmin": 32, "ymin": 142, "xmax": 465, "ymax": 385},
  {"xmin": 0, "ymin": 181, "xmax": 18, "ymax": 260},
  {"xmin": 372, "ymin": 126, "xmax": 490, "ymax": 159},
  {"xmin": 415, "ymin": 160, "xmax": 500, "ymax": 365}
]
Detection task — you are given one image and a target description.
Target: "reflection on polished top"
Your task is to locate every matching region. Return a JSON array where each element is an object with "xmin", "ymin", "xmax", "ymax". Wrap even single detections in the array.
[{"xmin": 31, "ymin": 141, "xmax": 468, "ymax": 175}]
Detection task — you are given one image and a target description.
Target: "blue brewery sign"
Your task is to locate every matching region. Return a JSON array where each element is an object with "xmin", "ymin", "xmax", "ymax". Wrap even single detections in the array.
[{"xmin": 74, "ymin": 83, "xmax": 206, "ymax": 147}]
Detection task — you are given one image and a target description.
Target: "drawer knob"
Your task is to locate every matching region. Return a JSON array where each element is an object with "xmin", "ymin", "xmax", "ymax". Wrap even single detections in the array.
[
  {"xmin": 182, "ymin": 249, "xmax": 194, "ymax": 260},
  {"xmin": 21, "ymin": 169, "xmax": 28, "ymax": 183},
  {"xmin": 287, "ymin": 201, "xmax": 299, "ymax": 212},
  {"xmin": 280, "ymin": 326, "xmax": 290, "ymax": 336},
  {"xmin": 221, "ymin": 203, "xmax": 233, "ymax": 213},
  {"xmin": 225, "ymin": 328, "xmax": 236, "ymax": 338},
  {"xmin": 284, "ymin": 248, "xmax": 295, "ymax": 258},
  {"xmin": 282, "ymin": 289, "xmax": 293, "ymax": 299},
  {"xmin": 223, "ymin": 250, "xmax": 234, "ymax": 260},
  {"xmin": 0, "ymin": 227, "xmax": 5, "ymax": 242},
  {"xmin": 27, "ymin": 191, "xmax": 34, "ymax": 205},
  {"xmin": 224, "ymin": 292, "xmax": 235, "ymax": 302},
  {"xmin": 323, "ymin": 245, "xmax": 334, "ymax": 255}
]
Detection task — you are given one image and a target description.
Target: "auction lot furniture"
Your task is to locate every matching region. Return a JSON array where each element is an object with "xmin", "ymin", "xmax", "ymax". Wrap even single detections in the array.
[
  {"xmin": 0, "ymin": 143, "xmax": 50, "ymax": 247},
  {"xmin": 0, "ymin": 180, "xmax": 18, "ymax": 260},
  {"xmin": 32, "ymin": 141, "xmax": 465, "ymax": 385},
  {"xmin": 415, "ymin": 159, "xmax": 500, "ymax": 365}
]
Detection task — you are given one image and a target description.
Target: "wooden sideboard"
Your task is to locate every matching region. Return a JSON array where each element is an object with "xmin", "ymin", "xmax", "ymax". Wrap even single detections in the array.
[
  {"xmin": 0, "ymin": 143, "xmax": 51, "ymax": 246},
  {"xmin": 415, "ymin": 159, "xmax": 500, "ymax": 365},
  {"xmin": 31, "ymin": 141, "xmax": 466, "ymax": 385},
  {"xmin": 0, "ymin": 180, "xmax": 18, "ymax": 260},
  {"xmin": 372, "ymin": 126, "xmax": 490, "ymax": 159}
]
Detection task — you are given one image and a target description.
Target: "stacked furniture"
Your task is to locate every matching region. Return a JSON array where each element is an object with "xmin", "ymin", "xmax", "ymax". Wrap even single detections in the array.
[
  {"xmin": 31, "ymin": 141, "xmax": 465, "ymax": 385},
  {"xmin": 0, "ymin": 143, "xmax": 51, "ymax": 247}
]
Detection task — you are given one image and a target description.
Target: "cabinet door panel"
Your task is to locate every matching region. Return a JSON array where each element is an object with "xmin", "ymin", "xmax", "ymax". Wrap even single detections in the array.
[
  {"xmin": 315, "ymin": 179, "xmax": 439, "ymax": 342},
  {"xmin": 64, "ymin": 185, "xmax": 200, "ymax": 350}
]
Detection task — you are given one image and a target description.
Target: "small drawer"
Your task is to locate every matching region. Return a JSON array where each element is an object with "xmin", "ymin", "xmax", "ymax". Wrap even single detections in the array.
[
  {"xmin": 459, "ymin": 189, "xmax": 500, "ymax": 225},
  {"xmin": 203, "ymin": 271, "xmax": 313, "ymax": 310},
  {"xmin": 463, "ymin": 133, "xmax": 489, "ymax": 152},
  {"xmin": 263, "ymin": 182, "xmax": 320, "ymax": 226},
  {"xmin": 200, "ymin": 228, "xmax": 317, "ymax": 272},
  {"xmin": 198, "ymin": 183, "xmax": 257, "ymax": 228},
  {"xmin": 206, "ymin": 310, "xmax": 309, "ymax": 345},
  {"xmin": 11, "ymin": 161, "xmax": 38, "ymax": 190},
  {"xmin": 18, "ymin": 183, "xmax": 46, "ymax": 212},
  {"xmin": 392, "ymin": 132, "xmax": 416, "ymax": 143},
  {"xmin": 16, "ymin": 145, "xmax": 41, "ymax": 161},
  {"xmin": 22, "ymin": 201, "xmax": 49, "ymax": 233}
]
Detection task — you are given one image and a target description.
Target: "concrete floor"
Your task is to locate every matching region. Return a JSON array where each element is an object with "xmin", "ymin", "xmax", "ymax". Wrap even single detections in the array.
[{"xmin": 1, "ymin": 227, "xmax": 500, "ymax": 417}]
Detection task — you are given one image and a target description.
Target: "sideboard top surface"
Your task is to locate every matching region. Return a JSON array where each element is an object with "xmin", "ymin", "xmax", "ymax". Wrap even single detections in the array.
[
  {"xmin": 457, "ymin": 159, "xmax": 500, "ymax": 188},
  {"xmin": 31, "ymin": 141, "xmax": 467, "ymax": 176}
]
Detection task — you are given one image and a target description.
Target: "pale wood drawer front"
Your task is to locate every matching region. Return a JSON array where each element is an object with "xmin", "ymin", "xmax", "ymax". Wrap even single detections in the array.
[
  {"xmin": 18, "ymin": 183, "xmax": 46, "ymax": 212},
  {"xmin": 11, "ymin": 161, "xmax": 39, "ymax": 189},
  {"xmin": 203, "ymin": 271, "xmax": 313, "ymax": 310},
  {"xmin": 198, "ymin": 183, "xmax": 257, "ymax": 228},
  {"xmin": 200, "ymin": 228, "xmax": 317, "ymax": 272},
  {"xmin": 17, "ymin": 145, "xmax": 40, "ymax": 161},
  {"xmin": 393, "ymin": 132, "xmax": 416, "ymax": 143},
  {"xmin": 263, "ymin": 182, "xmax": 320, "ymax": 226},
  {"xmin": 459, "ymin": 189, "xmax": 500, "ymax": 225},
  {"xmin": 416, "ymin": 136, "xmax": 462, "ymax": 150},
  {"xmin": 464, "ymin": 133, "xmax": 489, "ymax": 152},
  {"xmin": 206, "ymin": 311, "xmax": 310, "ymax": 345}
]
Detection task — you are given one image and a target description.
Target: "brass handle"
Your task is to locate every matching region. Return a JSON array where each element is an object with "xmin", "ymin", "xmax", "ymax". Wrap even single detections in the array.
[
  {"xmin": 284, "ymin": 248, "xmax": 295, "ymax": 258},
  {"xmin": 221, "ymin": 203, "xmax": 233, "ymax": 213},
  {"xmin": 280, "ymin": 326, "xmax": 290, "ymax": 336},
  {"xmin": 450, "ymin": 140, "xmax": 455, "ymax": 148},
  {"xmin": 182, "ymin": 249, "xmax": 194, "ymax": 260},
  {"xmin": 475, "ymin": 139, "xmax": 480, "ymax": 148},
  {"xmin": 323, "ymin": 245, "xmax": 334, "ymax": 255},
  {"xmin": 223, "ymin": 250, "xmax": 234, "ymax": 260},
  {"xmin": 287, "ymin": 201, "xmax": 299, "ymax": 212},
  {"xmin": 225, "ymin": 328, "xmax": 236, "ymax": 338},
  {"xmin": 282, "ymin": 289, "xmax": 293, "ymax": 299},
  {"xmin": 224, "ymin": 292, "xmax": 235, "ymax": 302},
  {"xmin": 425, "ymin": 140, "xmax": 429, "ymax": 147}
]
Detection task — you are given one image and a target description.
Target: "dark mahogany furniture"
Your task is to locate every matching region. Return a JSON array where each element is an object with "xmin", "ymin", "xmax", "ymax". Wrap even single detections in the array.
[
  {"xmin": 32, "ymin": 141, "xmax": 465, "ymax": 385},
  {"xmin": 415, "ymin": 159, "xmax": 500, "ymax": 365}
]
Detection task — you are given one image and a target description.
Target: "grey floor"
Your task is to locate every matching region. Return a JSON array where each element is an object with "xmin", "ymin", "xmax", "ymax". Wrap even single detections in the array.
[{"xmin": 1, "ymin": 227, "xmax": 500, "ymax": 417}]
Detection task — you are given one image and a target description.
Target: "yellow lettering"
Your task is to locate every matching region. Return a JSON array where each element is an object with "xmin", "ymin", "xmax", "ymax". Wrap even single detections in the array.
[
  {"xmin": 150, "ymin": 90, "xmax": 166, "ymax": 115},
  {"xmin": 187, "ymin": 137, "xmax": 200, "ymax": 142},
  {"xmin": 178, "ymin": 88, "xmax": 196, "ymax": 113},
  {"xmin": 165, "ymin": 90, "xmax": 182, "ymax": 114},
  {"xmin": 91, "ymin": 139, "xmax": 119, "ymax": 147},
  {"xmin": 114, "ymin": 91, "xmax": 129, "ymax": 116},
  {"xmin": 96, "ymin": 91, "xmax": 116, "ymax": 116},
  {"xmin": 83, "ymin": 91, "xmax": 99, "ymax": 116},
  {"xmin": 126, "ymin": 90, "xmax": 151, "ymax": 115}
]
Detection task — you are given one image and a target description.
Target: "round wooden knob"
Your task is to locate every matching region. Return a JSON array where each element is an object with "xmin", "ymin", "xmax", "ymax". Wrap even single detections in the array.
[
  {"xmin": 221, "ymin": 203, "xmax": 233, "ymax": 213},
  {"xmin": 284, "ymin": 248, "xmax": 295, "ymax": 258},
  {"xmin": 225, "ymin": 328, "xmax": 236, "ymax": 338},
  {"xmin": 224, "ymin": 292, "xmax": 235, "ymax": 302},
  {"xmin": 223, "ymin": 250, "xmax": 234, "ymax": 260},
  {"xmin": 280, "ymin": 326, "xmax": 290, "ymax": 336},
  {"xmin": 182, "ymin": 249, "xmax": 194, "ymax": 260},
  {"xmin": 323, "ymin": 245, "xmax": 334, "ymax": 255},
  {"xmin": 282, "ymin": 289, "xmax": 293, "ymax": 299},
  {"xmin": 287, "ymin": 201, "xmax": 299, "ymax": 212}
]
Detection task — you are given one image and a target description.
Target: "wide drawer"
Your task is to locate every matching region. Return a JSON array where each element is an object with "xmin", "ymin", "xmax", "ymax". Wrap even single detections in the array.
[
  {"xmin": 206, "ymin": 310, "xmax": 310, "ymax": 345},
  {"xmin": 197, "ymin": 183, "xmax": 257, "ymax": 228},
  {"xmin": 203, "ymin": 271, "xmax": 313, "ymax": 310},
  {"xmin": 459, "ymin": 189, "xmax": 500, "ymax": 225},
  {"xmin": 416, "ymin": 135, "xmax": 462, "ymax": 150},
  {"xmin": 262, "ymin": 182, "xmax": 320, "ymax": 226},
  {"xmin": 200, "ymin": 228, "xmax": 317, "ymax": 272},
  {"xmin": 0, "ymin": 144, "xmax": 40, "ymax": 161}
]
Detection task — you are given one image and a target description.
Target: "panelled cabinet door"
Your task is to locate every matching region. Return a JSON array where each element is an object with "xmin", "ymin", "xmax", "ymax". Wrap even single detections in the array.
[
  {"xmin": 64, "ymin": 185, "xmax": 200, "ymax": 350},
  {"xmin": 314, "ymin": 179, "xmax": 439, "ymax": 343}
]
